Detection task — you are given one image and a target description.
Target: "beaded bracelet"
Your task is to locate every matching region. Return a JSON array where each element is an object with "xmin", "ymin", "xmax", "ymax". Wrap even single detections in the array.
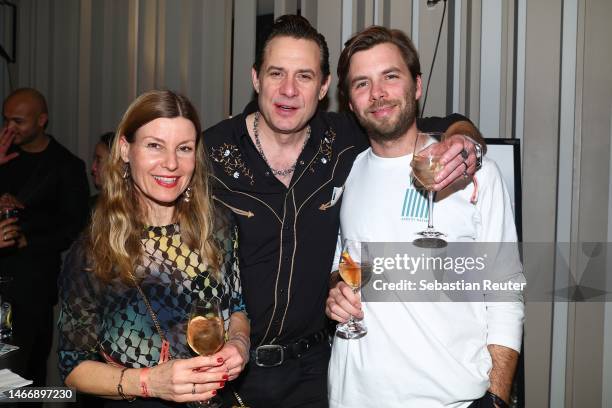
[{"xmin": 117, "ymin": 367, "xmax": 136, "ymax": 402}]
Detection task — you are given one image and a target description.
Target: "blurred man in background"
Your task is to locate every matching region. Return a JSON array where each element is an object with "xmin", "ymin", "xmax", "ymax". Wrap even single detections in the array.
[{"xmin": 0, "ymin": 88, "xmax": 89, "ymax": 397}]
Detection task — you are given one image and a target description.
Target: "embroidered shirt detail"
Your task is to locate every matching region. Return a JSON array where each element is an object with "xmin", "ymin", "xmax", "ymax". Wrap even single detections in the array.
[
  {"xmin": 309, "ymin": 128, "xmax": 336, "ymax": 173},
  {"xmin": 211, "ymin": 143, "xmax": 255, "ymax": 185}
]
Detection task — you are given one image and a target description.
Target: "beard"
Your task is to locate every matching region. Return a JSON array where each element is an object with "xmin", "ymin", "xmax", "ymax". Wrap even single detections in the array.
[{"xmin": 354, "ymin": 87, "xmax": 418, "ymax": 143}]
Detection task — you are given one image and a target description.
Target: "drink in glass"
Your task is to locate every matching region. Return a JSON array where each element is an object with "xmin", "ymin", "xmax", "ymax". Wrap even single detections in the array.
[
  {"xmin": 187, "ymin": 298, "xmax": 225, "ymax": 407},
  {"xmin": 187, "ymin": 314, "xmax": 225, "ymax": 356},
  {"xmin": 336, "ymin": 239, "xmax": 370, "ymax": 339},
  {"xmin": 410, "ymin": 132, "xmax": 448, "ymax": 248}
]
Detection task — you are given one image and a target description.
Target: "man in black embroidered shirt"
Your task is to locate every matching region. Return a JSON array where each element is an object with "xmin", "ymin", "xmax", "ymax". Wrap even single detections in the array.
[{"xmin": 204, "ymin": 15, "xmax": 484, "ymax": 408}]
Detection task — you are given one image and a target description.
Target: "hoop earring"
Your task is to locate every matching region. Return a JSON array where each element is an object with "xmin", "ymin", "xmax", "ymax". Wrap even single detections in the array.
[
  {"xmin": 183, "ymin": 186, "xmax": 193, "ymax": 202},
  {"xmin": 122, "ymin": 163, "xmax": 130, "ymax": 179}
]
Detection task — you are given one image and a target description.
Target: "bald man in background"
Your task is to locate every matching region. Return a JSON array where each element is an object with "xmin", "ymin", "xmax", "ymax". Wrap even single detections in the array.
[{"xmin": 0, "ymin": 88, "xmax": 89, "ymax": 395}]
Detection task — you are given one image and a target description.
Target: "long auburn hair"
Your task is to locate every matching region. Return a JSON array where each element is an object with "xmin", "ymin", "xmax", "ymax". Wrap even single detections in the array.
[{"xmin": 89, "ymin": 90, "xmax": 220, "ymax": 284}]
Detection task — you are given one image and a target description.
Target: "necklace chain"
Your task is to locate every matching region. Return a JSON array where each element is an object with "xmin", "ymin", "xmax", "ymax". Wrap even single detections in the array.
[{"xmin": 253, "ymin": 111, "xmax": 310, "ymax": 177}]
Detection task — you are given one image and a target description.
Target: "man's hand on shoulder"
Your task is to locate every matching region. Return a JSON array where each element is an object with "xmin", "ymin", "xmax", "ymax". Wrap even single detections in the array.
[{"xmin": 433, "ymin": 120, "xmax": 485, "ymax": 191}]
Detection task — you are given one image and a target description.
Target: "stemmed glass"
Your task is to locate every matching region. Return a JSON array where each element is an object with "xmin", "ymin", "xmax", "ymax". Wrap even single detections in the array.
[
  {"xmin": 187, "ymin": 298, "xmax": 225, "ymax": 408},
  {"xmin": 410, "ymin": 132, "xmax": 448, "ymax": 248},
  {"xmin": 335, "ymin": 239, "xmax": 371, "ymax": 340},
  {"xmin": 0, "ymin": 275, "xmax": 12, "ymax": 341}
]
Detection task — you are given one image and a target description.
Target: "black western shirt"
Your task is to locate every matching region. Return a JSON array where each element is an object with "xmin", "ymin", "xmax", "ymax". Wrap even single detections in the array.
[{"xmin": 204, "ymin": 102, "xmax": 465, "ymax": 346}]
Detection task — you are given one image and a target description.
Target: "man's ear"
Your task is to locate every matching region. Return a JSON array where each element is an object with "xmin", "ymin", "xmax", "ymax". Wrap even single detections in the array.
[
  {"xmin": 415, "ymin": 75, "xmax": 423, "ymax": 101},
  {"xmin": 119, "ymin": 136, "xmax": 130, "ymax": 163},
  {"xmin": 251, "ymin": 67, "xmax": 260, "ymax": 94},
  {"xmin": 348, "ymin": 100, "xmax": 354, "ymax": 112},
  {"xmin": 37, "ymin": 113, "xmax": 48, "ymax": 128},
  {"xmin": 319, "ymin": 75, "xmax": 331, "ymax": 100}
]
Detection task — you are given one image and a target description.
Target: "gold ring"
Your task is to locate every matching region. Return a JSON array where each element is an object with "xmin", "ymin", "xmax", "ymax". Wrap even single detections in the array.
[{"xmin": 192, "ymin": 383, "xmax": 196, "ymax": 395}]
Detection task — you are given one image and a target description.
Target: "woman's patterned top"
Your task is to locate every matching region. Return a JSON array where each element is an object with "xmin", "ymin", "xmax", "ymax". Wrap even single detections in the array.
[{"xmin": 58, "ymin": 208, "xmax": 245, "ymax": 381}]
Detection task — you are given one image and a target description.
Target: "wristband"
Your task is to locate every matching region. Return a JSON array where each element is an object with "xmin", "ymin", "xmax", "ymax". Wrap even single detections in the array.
[
  {"xmin": 486, "ymin": 391, "xmax": 509, "ymax": 408},
  {"xmin": 140, "ymin": 367, "xmax": 150, "ymax": 398},
  {"xmin": 117, "ymin": 367, "xmax": 136, "ymax": 402}
]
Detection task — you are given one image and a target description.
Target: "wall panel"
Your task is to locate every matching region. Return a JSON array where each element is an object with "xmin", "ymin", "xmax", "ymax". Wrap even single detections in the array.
[
  {"xmin": 137, "ymin": 0, "xmax": 158, "ymax": 92},
  {"xmin": 387, "ymin": 0, "xmax": 412, "ymax": 34},
  {"xmin": 417, "ymin": 0, "xmax": 448, "ymax": 117},
  {"xmin": 479, "ymin": 0, "xmax": 502, "ymax": 137},
  {"xmin": 231, "ymin": 0, "xmax": 256, "ymax": 116},
  {"xmin": 522, "ymin": 0, "xmax": 563, "ymax": 406},
  {"xmin": 275, "ymin": 0, "xmax": 297, "ymax": 19},
  {"xmin": 570, "ymin": 0, "xmax": 612, "ymax": 405},
  {"xmin": 316, "ymin": 0, "xmax": 343, "ymax": 112}
]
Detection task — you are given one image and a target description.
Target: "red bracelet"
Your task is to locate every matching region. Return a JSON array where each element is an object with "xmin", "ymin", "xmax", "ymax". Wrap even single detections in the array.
[{"xmin": 139, "ymin": 367, "xmax": 150, "ymax": 398}]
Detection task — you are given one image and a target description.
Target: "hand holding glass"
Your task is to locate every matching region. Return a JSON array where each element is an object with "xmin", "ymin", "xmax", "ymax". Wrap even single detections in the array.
[
  {"xmin": 187, "ymin": 299, "xmax": 225, "ymax": 407},
  {"xmin": 335, "ymin": 239, "xmax": 371, "ymax": 340},
  {"xmin": 410, "ymin": 132, "xmax": 448, "ymax": 248}
]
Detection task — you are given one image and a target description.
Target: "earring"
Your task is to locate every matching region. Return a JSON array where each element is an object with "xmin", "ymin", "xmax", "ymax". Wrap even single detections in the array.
[
  {"xmin": 183, "ymin": 186, "xmax": 193, "ymax": 202},
  {"xmin": 122, "ymin": 163, "xmax": 130, "ymax": 179}
]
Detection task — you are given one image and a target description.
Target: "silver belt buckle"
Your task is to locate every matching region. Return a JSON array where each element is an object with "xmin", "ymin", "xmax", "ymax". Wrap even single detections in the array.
[{"xmin": 255, "ymin": 344, "xmax": 284, "ymax": 367}]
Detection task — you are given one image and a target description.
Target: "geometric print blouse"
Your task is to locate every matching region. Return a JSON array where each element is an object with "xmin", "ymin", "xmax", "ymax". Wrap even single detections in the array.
[{"xmin": 57, "ymin": 207, "xmax": 245, "ymax": 382}]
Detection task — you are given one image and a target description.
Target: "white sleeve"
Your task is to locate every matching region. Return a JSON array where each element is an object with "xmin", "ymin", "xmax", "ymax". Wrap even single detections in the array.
[
  {"xmin": 331, "ymin": 228, "xmax": 342, "ymax": 273},
  {"xmin": 475, "ymin": 158, "xmax": 525, "ymax": 352}
]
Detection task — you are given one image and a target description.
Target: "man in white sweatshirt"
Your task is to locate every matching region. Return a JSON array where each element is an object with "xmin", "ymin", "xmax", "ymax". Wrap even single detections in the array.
[{"xmin": 325, "ymin": 26, "xmax": 525, "ymax": 408}]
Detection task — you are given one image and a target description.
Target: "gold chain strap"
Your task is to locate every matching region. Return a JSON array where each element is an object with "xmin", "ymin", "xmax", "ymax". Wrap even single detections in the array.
[{"xmin": 128, "ymin": 273, "xmax": 171, "ymax": 359}]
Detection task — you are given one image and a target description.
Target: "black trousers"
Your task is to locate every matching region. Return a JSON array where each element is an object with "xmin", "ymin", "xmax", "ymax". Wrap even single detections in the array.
[
  {"xmin": 231, "ymin": 341, "xmax": 331, "ymax": 408},
  {"xmin": 7, "ymin": 302, "xmax": 54, "ymax": 408}
]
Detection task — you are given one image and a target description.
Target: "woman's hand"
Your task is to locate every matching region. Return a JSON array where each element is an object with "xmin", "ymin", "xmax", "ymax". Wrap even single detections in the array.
[
  {"xmin": 212, "ymin": 334, "xmax": 249, "ymax": 381},
  {"xmin": 208, "ymin": 311, "xmax": 250, "ymax": 381},
  {"xmin": 146, "ymin": 355, "xmax": 228, "ymax": 403}
]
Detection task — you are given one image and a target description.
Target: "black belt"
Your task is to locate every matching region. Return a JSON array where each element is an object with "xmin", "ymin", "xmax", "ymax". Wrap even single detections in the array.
[{"xmin": 250, "ymin": 329, "xmax": 328, "ymax": 367}]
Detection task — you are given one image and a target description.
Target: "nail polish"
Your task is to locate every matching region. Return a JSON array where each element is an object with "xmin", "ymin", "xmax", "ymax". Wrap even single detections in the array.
[
  {"xmin": 217, "ymin": 357, "xmax": 224, "ymax": 363},
  {"xmin": 219, "ymin": 382, "xmax": 225, "ymax": 388},
  {"xmin": 212, "ymin": 390, "xmax": 217, "ymax": 396},
  {"xmin": 222, "ymin": 374, "xmax": 229, "ymax": 380}
]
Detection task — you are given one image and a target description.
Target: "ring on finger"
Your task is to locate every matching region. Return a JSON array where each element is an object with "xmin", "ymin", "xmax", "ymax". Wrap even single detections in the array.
[
  {"xmin": 462, "ymin": 161, "xmax": 469, "ymax": 179},
  {"xmin": 192, "ymin": 383, "xmax": 196, "ymax": 395},
  {"xmin": 460, "ymin": 148, "xmax": 469, "ymax": 160}
]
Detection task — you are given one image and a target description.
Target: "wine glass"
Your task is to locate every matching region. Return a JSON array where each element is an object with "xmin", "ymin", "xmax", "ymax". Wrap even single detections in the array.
[
  {"xmin": 335, "ymin": 239, "xmax": 371, "ymax": 340},
  {"xmin": 187, "ymin": 298, "xmax": 225, "ymax": 408},
  {"xmin": 0, "ymin": 275, "xmax": 12, "ymax": 341},
  {"xmin": 410, "ymin": 132, "xmax": 448, "ymax": 248}
]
